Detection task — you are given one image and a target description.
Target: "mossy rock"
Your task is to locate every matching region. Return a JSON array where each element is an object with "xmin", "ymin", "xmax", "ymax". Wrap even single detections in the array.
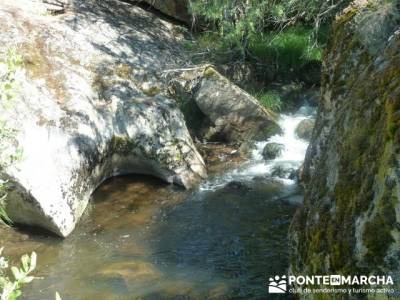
[
  {"xmin": 289, "ymin": 0, "xmax": 400, "ymax": 279},
  {"xmin": 254, "ymin": 122, "xmax": 283, "ymax": 141},
  {"xmin": 295, "ymin": 119, "xmax": 315, "ymax": 141}
]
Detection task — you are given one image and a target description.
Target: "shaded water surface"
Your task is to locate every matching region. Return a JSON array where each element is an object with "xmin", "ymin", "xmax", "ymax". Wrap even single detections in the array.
[{"xmin": 1, "ymin": 175, "xmax": 299, "ymax": 300}]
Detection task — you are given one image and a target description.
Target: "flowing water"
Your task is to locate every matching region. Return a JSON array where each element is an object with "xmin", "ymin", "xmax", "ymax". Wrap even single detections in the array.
[{"xmin": 0, "ymin": 106, "xmax": 315, "ymax": 300}]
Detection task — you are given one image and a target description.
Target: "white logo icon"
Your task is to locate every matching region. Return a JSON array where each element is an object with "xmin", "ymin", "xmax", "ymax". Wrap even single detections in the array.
[
  {"xmin": 330, "ymin": 275, "xmax": 341, "ymax": 285},
  {"xmin": 268, "ymin": 275, "xmax": 287, "ymax": 293}
]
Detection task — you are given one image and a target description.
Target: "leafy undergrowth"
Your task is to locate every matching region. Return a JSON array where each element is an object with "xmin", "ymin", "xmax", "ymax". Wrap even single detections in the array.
[
  {"xmin": 0, "ymin": 248, "xmax": 37, "ymax": 300},
  {"xmin": 186, "ymin": 25, "xmax": 328, "ymax": 111}
]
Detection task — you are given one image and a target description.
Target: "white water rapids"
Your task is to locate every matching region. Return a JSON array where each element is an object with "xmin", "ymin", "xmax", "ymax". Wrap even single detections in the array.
[{"xmin": 200, "ymin": 105, "xmax": 316, "ymax": 191}]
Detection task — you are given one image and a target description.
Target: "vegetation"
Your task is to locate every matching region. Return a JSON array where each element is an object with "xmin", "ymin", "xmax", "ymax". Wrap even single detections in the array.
[
  {"xmin": 0, "ymin": 49, "xmax": 23, "ymax": 225},
  {"xmin": 188, "ymin": 0, "xmax": 346, "ymax": 63},
  {"xmin": 0, "ymin": 45, "xmax": 59, "ymax": 300},
  {"xmin": 0, "ymin": 248, "xmax": 37, "ymax": 300},
  {"xmin": 189, "ymin": 0, "xmax": 349, "ymax": 29},
  {"xmin": 186, "ymin": 0, "xmax": 349, "ymax": 109},
  {"xmin": 253, "ymin": 90, "xmax": 282, "ymax": 111},
  {"xmin": 248, "ymin": 25, "xmax": 328, "ymax": 79}
]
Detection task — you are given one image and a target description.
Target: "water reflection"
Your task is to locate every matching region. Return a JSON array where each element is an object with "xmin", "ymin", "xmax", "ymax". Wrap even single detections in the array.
[{"xmin": 1, "ymin": 175, "xmax": 299, "ymax": 299}]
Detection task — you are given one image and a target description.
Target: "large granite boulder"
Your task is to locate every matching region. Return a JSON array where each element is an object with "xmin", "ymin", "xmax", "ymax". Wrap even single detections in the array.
[
  {"xmin": 290, "ymin": 0, "xmax": 400, "ymax": 292},
  {"xmin": 0, "ymin": 0, "xmax": 206, "ymax": 237},
  {"xmin": 168, "ymin": 66, "xmax": 282, "ymax": 143}
]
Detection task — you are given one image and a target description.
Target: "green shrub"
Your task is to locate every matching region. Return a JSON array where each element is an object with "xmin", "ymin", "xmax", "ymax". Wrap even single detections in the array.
[
  {"xmin": 0, "ymin": 248, "xmax": 37, "ymax": 300},
  {"xmin": 187, "ymin": 0, "xmax": 338, "ymax": 83},
  {"xmin": 188, "ymin": 0, "xmax": 347, "ymax": 51}
]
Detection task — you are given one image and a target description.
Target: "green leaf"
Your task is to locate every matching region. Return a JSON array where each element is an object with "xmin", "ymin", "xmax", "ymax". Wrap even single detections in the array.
[
  {"xmin": 55, "ymin": 291, "xmax": 62, "ymax": 300},
  {"xmin": 29, "ymin": 252, "xmax": 37, "ymax": 272},
  {"xmin": 9, "ymin": 289, "xmax": 22, "ymax": 300},
  {"xmin": 21, "ymin": 254, "xmax": 29, "ymax": 272},
  {"xmin": 20, "ymin": 275, "xmax": 35, "ymax": 284},
  {"xmin": 11, "ymin": 266, "xmax": 22, "ymax": 280},
  {"xmin": 0, "ymin": 276, "xmax": 9, "ymax": 287}
]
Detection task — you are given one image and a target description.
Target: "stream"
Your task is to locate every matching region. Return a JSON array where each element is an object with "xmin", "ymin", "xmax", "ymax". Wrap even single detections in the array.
[{"xmin": 1, "ymin": 105, "xmax": 315, "ymax": 300}]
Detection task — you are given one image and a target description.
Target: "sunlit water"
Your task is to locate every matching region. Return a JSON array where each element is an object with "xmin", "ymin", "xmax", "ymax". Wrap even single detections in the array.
[{"xmin": 0, "ymin": 106, "xmax": 314, "ymax": 300}]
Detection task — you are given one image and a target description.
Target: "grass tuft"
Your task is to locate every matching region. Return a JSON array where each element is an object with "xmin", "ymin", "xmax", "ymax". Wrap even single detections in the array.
[
  {"xmin": 248, "ymin": 25, "xmax": 328, "ymax": 79},
  {"xmin": 253, "ymin": 90, "xmax": 282, "ymax": 112}
]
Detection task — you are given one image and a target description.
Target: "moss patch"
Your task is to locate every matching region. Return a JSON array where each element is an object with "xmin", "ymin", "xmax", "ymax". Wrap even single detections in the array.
[
  {"xmin": 290, "ymin": 1, "xmax": 400, "ymax": 278},
  {"xmin": 22, "ymin": 36, "xmax": 70, "ymax": 102},
  {"xmin": 110, "ymin": 136, "xmax": 137, "ymax": 155}
]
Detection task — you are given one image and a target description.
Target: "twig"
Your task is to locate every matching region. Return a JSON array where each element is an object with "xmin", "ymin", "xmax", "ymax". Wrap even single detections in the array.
[{"xmin": 161, "ymin": 64, "xmax": 213, "ymax": 74}]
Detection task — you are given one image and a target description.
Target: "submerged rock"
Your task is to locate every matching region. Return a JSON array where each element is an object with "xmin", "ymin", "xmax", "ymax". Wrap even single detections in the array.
[
  {"xmin": 270, "ymin": 165, "xmax": 296, "ymax": 180},
  {"xmin": 294, "ymin": 119, "xmax": 314, "ymax": 141},
  {"xmin": 168, "ymin": 66, "xmax": 282, "ymax": 143},
  {"xmin": 262, "ymin": 143, "xmax": 285, "ymax": 160},
  {"xmin": 223, "ymin": 181, "xmax": 251, "ymax": 193},
  {"xmin": 290, "ymin": 0, "xmax": 400, "ymax": 284},
  {"xmin": 196, "ymin": 143, "xmax": 245, "ymax": 174},
  {"xmin": 96, "ymin": 261, "xmax": 163, "ymax": 284},
  {"xmin": 0, "ymin": 0, "xmax": 206, "ymax": 237},
  {"xmin": 249, "ymin": 176, "xmax": 285, "ymax": 195}
]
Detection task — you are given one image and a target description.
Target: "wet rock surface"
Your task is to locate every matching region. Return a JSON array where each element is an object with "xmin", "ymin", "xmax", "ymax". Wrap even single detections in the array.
[
  {"xmin": 270, "ymin": 165, "xmax": 296, "ymax": 180},
  {"xmin": 262, "ymin": 143, "xmax": 285, "ymax": 160},
  {"xmin": 238, "ymin": 141, "xmax": 257, "ymax": 159},
  {"xmin": 196, "ymin": 143, "xmax": 245, "ymax": 174}
]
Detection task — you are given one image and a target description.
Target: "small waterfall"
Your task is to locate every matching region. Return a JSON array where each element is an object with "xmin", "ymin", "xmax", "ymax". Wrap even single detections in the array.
[{"xmin": 200, "ymin": 105, "xmax": 315, "ymax": 191}]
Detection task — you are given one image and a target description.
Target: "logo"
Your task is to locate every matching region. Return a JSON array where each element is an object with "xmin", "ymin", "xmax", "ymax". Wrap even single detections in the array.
[
  {"xmin": 268, "ymin": 275, "xmax": 287, "ymax": 293},
  {"xmin": 267, "ymin": 274, "xmax": 395, "ymax": 295},
  {"xmin": 330, "ymin": 275, "xmax": 341, "ymax": 286}
]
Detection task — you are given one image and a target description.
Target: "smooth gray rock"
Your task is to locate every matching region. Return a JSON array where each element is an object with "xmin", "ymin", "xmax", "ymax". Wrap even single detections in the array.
[
  {"xmin": 168, "ymin": 66, "xmax": 282, "ymax": 143},
  {"xmin": 0, "ymin": 0, "xmax": 206, "ymax": 237}
]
